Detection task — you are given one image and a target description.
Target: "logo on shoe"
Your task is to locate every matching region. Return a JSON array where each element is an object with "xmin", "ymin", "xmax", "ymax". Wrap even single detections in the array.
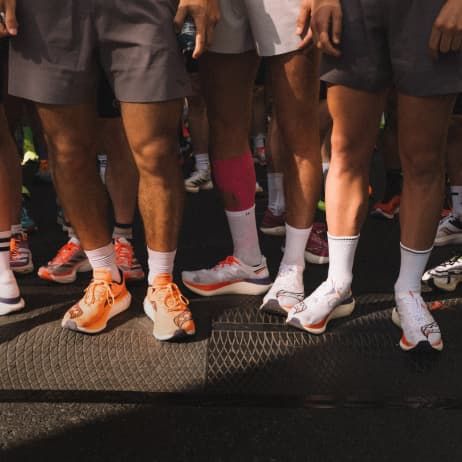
[
  {"xmin": 175, "ymin": 310, "xmax": 193, "ymax": 328},
  {"xmin": 421, "ymin": 321, "xmax": 441, "ymax": 338}
]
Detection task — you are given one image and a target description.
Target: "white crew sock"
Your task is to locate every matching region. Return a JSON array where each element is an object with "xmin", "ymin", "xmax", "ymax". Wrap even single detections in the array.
[
  {"xmin": 267, "ymin": 172, "xmax": 285, "ymax": 216},
  {"xmin": 0, "ymin": 230, "xmax": 11, "ymax": 273},
  {"xmin": 226, "ymin": 205, "xmax": 262, "ymax": 266},
  {"xmin": 451, "ymin": 185, "xmax": 462, "ymax": 220},
  {"xmin": 394, "ymin": 243, "xmax": 432, "ymax": 295},
  {"xmin": 147, "ymin": 248, "xmax": 177, "ymax": 283},
  {"xmin": 327, "ymin": 233, "xmax": 360, "ymax": 293},
  {"xmin": 281, "ymin": 224, "xmax": 311, "ymax": 269},
  {"xmin": 194, "ymin": 153, "xmax": 210, "ymax": 172},
  {"xmin": 85, "ymin": 242, "xmax": 120, "ymax": 282},
  {"xmin": 11, "ymin": 224, "xmax": 22, "ymax": 235}
]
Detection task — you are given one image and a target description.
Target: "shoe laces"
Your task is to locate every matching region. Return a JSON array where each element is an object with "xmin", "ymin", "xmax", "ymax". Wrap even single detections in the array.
[
  {"xmin": 50, "ymin": 242, "xmax": 78, "ymax": 265},
  {"xmin": 151, "ymin": 282, "xmax": 189, "ymax": 312},
  {"xmin": 115, "ymin": 239, "xmax": 133, "ymax": 266},
  {"xmin": 84, "ymin": 279, "xmax": 115, "ymax": 307},
  {"xmin": 216, "ymin": 256, "xmax": 238, "ymax": 270}
]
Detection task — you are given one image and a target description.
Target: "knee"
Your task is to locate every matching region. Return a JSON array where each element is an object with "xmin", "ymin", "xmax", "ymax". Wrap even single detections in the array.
[
  {"xmin": 47, "ymin": 135, "xmax": 96, "ymax": 173},
  {"xmin": 131, "ymin": 135, "xmax": 178, "ymax": 176},
  {"xmin": 330, "ymin": 133, "xmax": 371, "ymax": 176},
  {"xmin": 400, "ymin": 136, "xmax": 445, "ymax": 181}
]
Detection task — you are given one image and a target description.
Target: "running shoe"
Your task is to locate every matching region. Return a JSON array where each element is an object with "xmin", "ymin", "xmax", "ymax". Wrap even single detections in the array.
[
  {"xmin": 422, "ymin": 255, "xmax": 462, "ymax": 291},
  {"xmin": 0, "ymin": 270, "xmax": 25, "ymax": 315},
  {"xmin": 260, "ymin": 264, "xmax": 304, "ymax": 316},
  {"xmin": 184, "ymin": 169, "xmax": 213, "ymax": 193},
  {"xmin": 305, "ymin": 222, "xmax": 329, "ymax": 265},
  {"xmin": 10, "ymin": 232, "xmax": 34, "ymax": 274},
  {"xmin": 260, "ymin": 209, "xmax": 285, "ymax": 236},
  {"xmin": 182, "ymin": 255, "xmax": 272, "ymax": 296},
  {"xmin": 61, "ymin": 269, "xmax": 131, "ymax": 334},
  {"xmin": 38, "ymin": 239, "xmax": 91, "ymax": 284},
  {"xmin": 434, "ymin": 214, "xmax": 462, "ymax": 246},
  {"xmin": 114, "ymin": 237, "xmax": 145, "ymax": 282},
  {"xmin": 287, "ymin": 279, "xmax": 355, "ymax": 334},
  {"xmin": 371, "ymin": 195, "xmax": 401, "ymax": 219},
  {"xmin": 144, "ymin": 273, "xmax": 196, "ymax": 341},
  {"xmin": 392, "ymin": 291, "xmax": 443, "ymax": 352}
]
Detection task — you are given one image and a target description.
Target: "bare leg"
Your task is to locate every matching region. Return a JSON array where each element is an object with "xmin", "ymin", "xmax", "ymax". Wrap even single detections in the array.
[
  {"xmin": 447, "ymin": 115, "xmax": 462, "ymax": 186},
  {"xmin": 121, "ymin": 100, "xmax": 184, "ymax": 253},
  {"xmin": 269, "ymin": 48, "xmax": 322, "ymax": 230},
  {"xmin": 36, "ymin": 104, "xmax": 111, "ymax": 250},
  {"xmin": 326, "ymin": 86, "xmax": 387, "ymax": 235},
  {"xmin": 100, "ymin": 117, "xmax": 138, "ymax": 226},
  {"xmin": 398, "ymin": 94, "xmax": 455, "ymax": 250},
  {"xmin": 0, "ymin": 106, "xmax": 15, "ymax": 231}
]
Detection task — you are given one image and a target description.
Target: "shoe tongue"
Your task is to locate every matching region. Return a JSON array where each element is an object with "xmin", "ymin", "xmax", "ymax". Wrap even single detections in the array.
[
  {"xmin": 93, "ymin": 268, "xmax": 113, "ymax": 282},
  {"xmin": 152, "ymin": 273, "xmax": 173, "ymax": 286}
]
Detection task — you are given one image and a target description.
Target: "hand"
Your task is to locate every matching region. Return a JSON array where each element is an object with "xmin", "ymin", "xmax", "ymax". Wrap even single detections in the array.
[
  {"xmin": 296, "ymin": 0, "xmax": 313, "ymax": 49},
  {"xmin": 175, "ymin": 0, "xmax": 220, "ymax": 59},
  {"xmin": 0, "ymin": 0, "xmax": 18, "ymax": 38},
  {"xmin": 429, "ymin": 0, "xmax": 462, "ymax": 59},
  {"xmin": 310, "ymin": 0, "xmax": 342, "ymax": 57}
]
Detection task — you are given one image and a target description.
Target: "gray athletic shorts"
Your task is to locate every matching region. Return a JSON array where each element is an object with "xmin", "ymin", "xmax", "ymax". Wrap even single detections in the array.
[
  {"xmin": 210, "ymin": 0, "xmax": 301, "ymax": 57},
  {"xmin": 321, "ymin": 0, "xmax": 462, "ymax": 97},
  {"xmin": 8, "ymin": 0, "xmax": 191, "ymax": 105}
]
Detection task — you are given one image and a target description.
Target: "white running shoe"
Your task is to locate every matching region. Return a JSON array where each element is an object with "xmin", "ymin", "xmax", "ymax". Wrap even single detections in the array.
[
  {"xmin": 286, "ymin": 279, "xmax": 355, "ymax": 334},
  {"xmin": 182, "ymin": 255, "xmax": 272, "ymax": 296},
  {"xmin": 0, "ymin": 270, "xmax": 25, "ymax": 315},
  {"xmin": 184, "ymin": 169, "xmax": 213, "ymax": 193},
  {"xmin": 392, "ymin": 291, "xmax": 443, "ymax": 352},
  {"xmin": 435, "ymin": 214, "xmax": 462, "ymax": 246},
  {"xmin": 260, "ymin": 264, "xmax": 304, "ymax": 316},
  {"xmin": 422, "ymin": 255, "xmax": 462, "ymax": 291}
]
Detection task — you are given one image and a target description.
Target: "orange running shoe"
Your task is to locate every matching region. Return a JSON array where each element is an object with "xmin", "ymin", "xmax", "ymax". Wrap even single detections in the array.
[
  {"xmin": 143, "ymin": 274, "xmax": 195, "ymax": 341},
  {"xmin": 38, "ymin": 239, "xmax": 91, "ymax": 284},
  {"xmin": 61, "ymin": 268, "xmax": 131, "ymax": 334},
  {"xmin": 114, "ymin": 237, "xmax": 145, "ymax": 282}
]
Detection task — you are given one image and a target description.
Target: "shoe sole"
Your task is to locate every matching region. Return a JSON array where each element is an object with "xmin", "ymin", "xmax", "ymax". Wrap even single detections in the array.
[
  {"xmin": 260, "ymin": 226, "xmax": 286, "ymax": 237},
  {"xmin": 12, "ymin": 263, "xmax": 34, "ymax": 275},
  {"xmin": 391, "ymin": 308, "xmax": 444, "ymax": 352},
  {"xmin": 287, "ymin": 298, "xmax": 355, "ymax": 334},
  {"xmin": 62, "ymin": 292, "xmax": 132, "ymax": 334},
  {"xmin": 143, "ymin": 298, "xmax": 195, "ymax": 341},
  {"xmin": 435, "ymin": 234, "xmax": 462, "ymax": 246},
  {"xmin": 38, "ymin": 260, "xmax": 92, "ymax": 284},
  {"xmin": 305, "ymin": 251, "xmax": 329, "ymax": 265},
  {"xmin": 185, "ymin": 182, "xmax": 213, "ymax": 194},
  {"xmin": 183, "ymin": 279, "xmax": 272, "ymax": 297},
  {"xmin": 259, "ymin": 299, "xmax": 291, "ymax": 317},
  {"xmin": 432, "ymin": 275, "xmax": 462, "ymax": 292},
  {"xmin": 0, "ymin": 298, "xmax": 25, "ymax": 316}
]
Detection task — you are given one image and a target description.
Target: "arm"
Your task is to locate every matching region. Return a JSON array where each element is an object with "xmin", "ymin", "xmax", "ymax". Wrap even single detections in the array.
[
  {"xmin": 310, "ymin": 0, "xmax": 342, "ymax": 57},
  {"xmin": 429, "ymin": 0, "xmax": 462, "ymax": 59},
  {"xmin": 0, "ymin": 0, "xmax": 18, "ymax": 37}
]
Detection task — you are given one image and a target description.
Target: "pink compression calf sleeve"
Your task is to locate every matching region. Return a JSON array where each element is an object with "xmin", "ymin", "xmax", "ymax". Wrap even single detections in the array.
[{"xmin": 212, "ymin": 151, "xmax": 256, "ymax": 212}]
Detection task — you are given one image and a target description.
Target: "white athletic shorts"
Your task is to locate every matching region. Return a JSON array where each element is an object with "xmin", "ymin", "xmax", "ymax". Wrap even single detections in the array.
[{"xmin": 209, "ymin": 0, "xmax": 301, "ymax": 57}]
